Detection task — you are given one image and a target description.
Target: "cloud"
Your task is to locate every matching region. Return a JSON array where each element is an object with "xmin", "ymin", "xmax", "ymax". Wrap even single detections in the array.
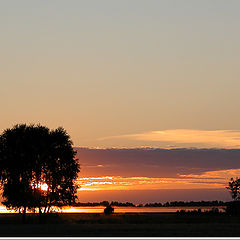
[
  {"xmin": 75, "ymin": 147, "xmax": 240, "ymax": 201},
  {"xmin": 75, "ymin": 147, "xmax": 240, "ymax": 178},
  {"xmin": 99, "ymin": 129, "xmax": 240, "ymax": 148},
  {"xmin": 179, "ymin": 168, "xmax": 240, "ymax": 180},
  {"xmin": 76, "ymin": 168, "xmax": 240, "ymax": 191}
]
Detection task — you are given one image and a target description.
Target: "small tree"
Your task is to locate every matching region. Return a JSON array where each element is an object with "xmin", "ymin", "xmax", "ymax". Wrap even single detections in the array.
[
  {"xmin": 226, "ymin": 177, "xmax": 240, "ymax": 201},
  {"xmin": 225, "ymin": 178, "xmax": 240, "ymax": 215},
  {"xmin": 0, "ymin": 124, "xmax": 80, "ymax": 218}
]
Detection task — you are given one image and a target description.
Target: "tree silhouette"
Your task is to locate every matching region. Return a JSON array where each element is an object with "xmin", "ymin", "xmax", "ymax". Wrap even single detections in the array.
[
  {"xmin": 226, "ymin": 178, "xmax": 240, "ymax": 215},
  {"xmin": 0, "ymin": 124, "xmax": 80, "ymax": 218},
  {"xmin": 226, "ymin": 177, "xmax": 240, "ymax": 201}
]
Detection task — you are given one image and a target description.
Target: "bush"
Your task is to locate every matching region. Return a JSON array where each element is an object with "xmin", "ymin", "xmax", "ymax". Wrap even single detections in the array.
[
  {"xmin": 104, "ymin": 205, "xmax": 114, "ymax": 215},
  {"xmin": 225, "ymin": 201, "xmax": 240, "ymax": 215}
]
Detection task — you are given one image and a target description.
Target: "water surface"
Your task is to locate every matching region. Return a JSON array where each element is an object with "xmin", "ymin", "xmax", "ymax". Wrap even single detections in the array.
[
  {"xmin": 61, "ymin": 206, "xmax": 225, "ymax": 213},
  {"xmin": 0, "ymin": 205, "xmax": 225, "ymax": 214}
]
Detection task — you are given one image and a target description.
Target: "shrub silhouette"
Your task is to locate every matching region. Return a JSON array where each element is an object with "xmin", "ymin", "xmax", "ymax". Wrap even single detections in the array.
[
  {"xmin": 104, "ymin": 205, "xmax": 114, "ymax": 215},
  {"xmin": 226, "ymin": 201, "xmax": 240, "ymax": 215}
]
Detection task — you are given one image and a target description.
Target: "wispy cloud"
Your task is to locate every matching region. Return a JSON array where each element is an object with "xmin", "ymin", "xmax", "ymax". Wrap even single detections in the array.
[
  {"xmin": 179, "ymin": 168, "xmax": 240, "ymax": 180},
  {"xmin": 76, "ymin": 168, "xmax": 240, "ymax": 191},
  {"xmin": 99, "ymin": 129, "xmax": 240, "ymax": 148}
]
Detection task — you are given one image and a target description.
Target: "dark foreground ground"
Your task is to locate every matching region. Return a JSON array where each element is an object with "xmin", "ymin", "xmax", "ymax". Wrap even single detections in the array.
[{"xmin": 0, "ymin": 212, "xmax": 240, "ymax": 237}]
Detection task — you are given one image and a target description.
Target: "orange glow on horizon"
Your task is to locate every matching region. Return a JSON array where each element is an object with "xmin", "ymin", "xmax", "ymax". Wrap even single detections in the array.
[{"xmin": 76, "ymin": 168, "xmax": 239, "ymax": 191}]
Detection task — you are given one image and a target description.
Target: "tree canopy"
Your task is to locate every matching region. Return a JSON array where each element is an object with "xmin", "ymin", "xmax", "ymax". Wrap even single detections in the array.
[
  {"xmin": 0, "ymin": 124, "xmax": 80, "ymax": 215},
  {"xmin": 226, "ymin": 177, "xmax": 240, "ymax": 201}
]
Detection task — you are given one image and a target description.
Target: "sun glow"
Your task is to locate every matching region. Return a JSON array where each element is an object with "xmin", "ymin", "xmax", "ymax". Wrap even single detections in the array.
[
  {"xmin": 32, "ymin": 182, "xmax": 49, "ymax": 191},
  {"xmin": 40, "ymin": 183, "xmax": 49, "ymax": 191}
]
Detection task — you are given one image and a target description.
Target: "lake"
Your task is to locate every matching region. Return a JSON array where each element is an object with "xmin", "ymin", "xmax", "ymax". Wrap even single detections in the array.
[
  {"xmin": 61, "ymin": 206, "xmax": 225, "ymax": 213},
  {"xmin": 0, "ymin": 205, "xmax": 225, "ymax": 214}
]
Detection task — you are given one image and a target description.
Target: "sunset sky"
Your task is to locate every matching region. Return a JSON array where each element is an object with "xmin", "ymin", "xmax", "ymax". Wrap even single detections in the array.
[{"xmin": 1, "ymin": 0, "xmax": 240, "ymax": 203}]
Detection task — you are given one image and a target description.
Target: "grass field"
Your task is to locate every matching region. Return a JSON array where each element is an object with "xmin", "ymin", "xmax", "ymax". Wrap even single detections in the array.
[{"xmin": 0, "ymin": 212, "xmax": 240, "ymax": 237}]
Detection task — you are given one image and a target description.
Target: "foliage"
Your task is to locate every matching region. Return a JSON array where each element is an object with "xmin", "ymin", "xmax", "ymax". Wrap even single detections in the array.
[
  {"xmin": 0, "ymin": 124, "xmax": 80, "ymax": 215},
  {"xmin": 225, "ymin": 178, "xmax": 240, "ymax": 215},
  {"xmin": 226, "ymin": 177, "xmax": 240, "ymax": 201}
]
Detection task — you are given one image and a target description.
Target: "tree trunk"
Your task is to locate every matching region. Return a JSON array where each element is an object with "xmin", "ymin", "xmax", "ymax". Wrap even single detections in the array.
[
  {"xmin": 47, "ymin": 204, "xmax": 51, "ymax": 213},
  {"xmin": 38, "ymin": 206, "xmax": 45, "ymax": 224},
  {"xmin": 38, "ymin": 206, "xmax": 42, "ymax": 214},
  {"xmin": 22, "ymin": 206, "xmax": 26, "ymax": 223}
]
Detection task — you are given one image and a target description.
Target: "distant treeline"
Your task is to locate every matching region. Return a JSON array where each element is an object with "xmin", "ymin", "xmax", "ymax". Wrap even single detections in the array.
[{"xmin": 74, "ymin": 200, "xmax": 228, "ymax": 207}]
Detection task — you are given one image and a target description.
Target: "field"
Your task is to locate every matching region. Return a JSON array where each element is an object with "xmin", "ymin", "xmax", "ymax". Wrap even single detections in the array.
[{"xmin": 0, "ymin": 212, "xmax": 240, "ymax": 237}]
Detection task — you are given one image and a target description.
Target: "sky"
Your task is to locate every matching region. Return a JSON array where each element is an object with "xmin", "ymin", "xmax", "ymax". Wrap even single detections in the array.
[
  {"xmin": 75, "ymin": 148, "xmax": 237, "ymax": 203},
  {"xmin": 1, "ymin": 0, "xmax": 240, "ymax": 203}
]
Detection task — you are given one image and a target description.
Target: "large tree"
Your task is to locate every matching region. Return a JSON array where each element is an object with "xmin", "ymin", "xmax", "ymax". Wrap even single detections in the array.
[{"xmin": 0, "ymin": 124, "xmax": 80, "ymax": 216}]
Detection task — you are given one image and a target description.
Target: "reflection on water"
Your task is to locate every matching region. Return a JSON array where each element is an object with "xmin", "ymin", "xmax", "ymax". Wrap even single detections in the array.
[
  {"xmin": 61, "ymin": 206, "xmax": 226, "ymax": 213},
  {"xmin": 61, "ymin": 206, "xmax": 104, "ymax": 213},
  {"xmin": 0, "ymin": 206, "xmax": 12, "ymax": 213},
  {"xmin": 0, "ymin": 205, "xmax": 225, "ymax": 214}
]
